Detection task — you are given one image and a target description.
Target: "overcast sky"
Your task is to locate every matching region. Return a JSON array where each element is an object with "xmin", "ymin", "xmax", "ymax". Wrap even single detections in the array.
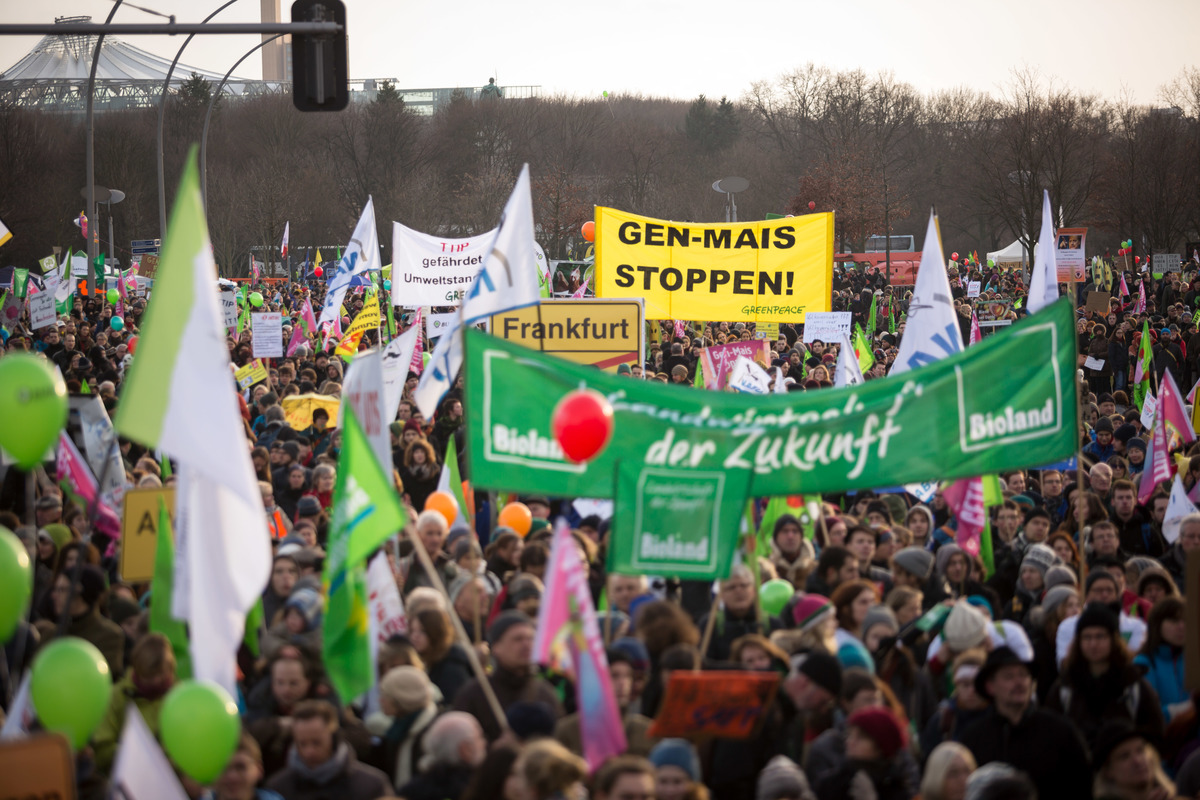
[{"xmin": 1, "ymin": 0, "xmax": 1196, "ymax": 105}]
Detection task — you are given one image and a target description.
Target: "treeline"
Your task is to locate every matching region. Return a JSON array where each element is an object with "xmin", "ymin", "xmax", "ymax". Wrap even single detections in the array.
[{"xmin": 0, "ymin": 65, "xmax": 1197, "ymax": 277}]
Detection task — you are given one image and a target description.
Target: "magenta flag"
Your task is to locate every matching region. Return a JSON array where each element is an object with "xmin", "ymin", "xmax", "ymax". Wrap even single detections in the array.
[
  {"xmin": 533, "ymin": 520, "xmax": 627, "ymax": 771},
  {"xmin": 1140, "ymin": 371, "xmax": 1195, "ymax": 504},
  {"xmin": 409, "ymin": 309, "xmax": 425, "ymax": 376},
  {"xmin": 286, "ymin": 324, "xmax": 307, "ymax": 356},
  {"xmin": 299, "ymin": 297, "xmax": 317, "ymax": 335},
  {"xmin": 969, "ymin": 312, "xmax": 982, "ymax": 346},
  {"xmin": 943, "ymin": 477, "xmax": 985, "ymax": 557},
  {"xmin": 56, "ymin": 432, "xmax": 121, "ymax": 539}
]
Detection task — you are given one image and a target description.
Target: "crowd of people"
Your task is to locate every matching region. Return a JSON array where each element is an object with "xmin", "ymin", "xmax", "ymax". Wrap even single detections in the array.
[{"xmin": 2, "ymin": 260, "xmax": 1200, "ymax": 800}]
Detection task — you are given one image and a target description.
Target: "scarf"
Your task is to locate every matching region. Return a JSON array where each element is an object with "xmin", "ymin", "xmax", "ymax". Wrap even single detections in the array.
[{"xmin": 286, "ymin": 740, "xmax": 349, "ymax": 786}]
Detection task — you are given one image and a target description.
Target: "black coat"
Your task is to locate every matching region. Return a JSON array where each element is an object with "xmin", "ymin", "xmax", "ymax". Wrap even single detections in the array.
[{"xmin": 960, "ymin": 706, "xmax": 1093, "ymax": 800}]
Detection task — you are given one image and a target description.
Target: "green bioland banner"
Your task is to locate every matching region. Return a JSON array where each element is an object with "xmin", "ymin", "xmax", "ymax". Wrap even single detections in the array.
[{"xmin": 463, "ymin": 298, "xmax": 1078, "ymax": 498}]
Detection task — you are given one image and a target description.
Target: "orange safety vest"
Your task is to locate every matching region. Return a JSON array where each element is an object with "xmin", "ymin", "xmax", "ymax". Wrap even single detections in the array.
[{"xmin": 267, "ymin": 509, "xmax": 288, "ymax": 540}]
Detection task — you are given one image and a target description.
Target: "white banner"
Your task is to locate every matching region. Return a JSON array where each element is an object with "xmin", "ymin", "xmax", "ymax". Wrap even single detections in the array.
[
  {"xmin": 367, "ymin": 552, "xmax": 407, "ymax": 645},
  {"xmin": 425, "ymin": 311, "xmax": 457, "ymax": 340},
  {"xmin": 381, "ymin": 324, "xmax": 421, "ymax": 420},
  {"xmin": 391, "ymin": 221, "xmax": 496, "ymax": 307},
  {"xmin": 802, "ymin": 311, "xmax": 852, "ymax": 343},
  {"xmin": 29, "ymin": 292, "xmax": 56, "ymax": 330},
  {"xmin": 251, "ymin": 312, "xmax": 283, "ymax": 358},
  {"xmin": 339, "ymin": 349, "xmax": 391, "ymax": 472}
]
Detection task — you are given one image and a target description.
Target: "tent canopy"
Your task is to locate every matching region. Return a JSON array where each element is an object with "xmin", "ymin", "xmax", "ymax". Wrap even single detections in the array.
[{"xmin": 988, "ymin": 239, "xmax": 1028, "ymax": 265}]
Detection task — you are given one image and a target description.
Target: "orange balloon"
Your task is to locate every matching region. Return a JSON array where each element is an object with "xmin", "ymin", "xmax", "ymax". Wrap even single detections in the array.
[
  {"xmin": 424, "ymin": 491, "xmax": 459, "ymax": 526},
  {"xmin": 581, "ymin": 220, "xmax": 596, "ymax": 243},
  {"xmin": 498, "ymin": 502, "xmax": 533, "ymax": 536}
]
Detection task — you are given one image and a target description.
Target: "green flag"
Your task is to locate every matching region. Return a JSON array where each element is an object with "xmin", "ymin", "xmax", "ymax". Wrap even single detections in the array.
[
  {"xmin": 385, "ymin": 294, "xmax": 396, "ymax": 340},
  {"xmin": 150, "ymin": 498, "xmax": 192, "ymax": 679},
  {"xmin": 756, "ymin": 495, "xmax": 806, "ymax": 558},
  {"xmin": 537, "ymin": 266, "xmax": 551, "ymax": 299},
  {"xmin": 12, "ymin": 268, "xmax": 29, "ymax": 299},
  {"xmin": 693, "ymin": 359, "xmax": 704, "ymax": 389},
  {"xmin": 889, "ymin": 304, "xmax": 897, "ymax": 335},
  {"xmin": 853, "ymin": 325, "xmax": 875, "ymax": 372},
  {"xmin": 243, "ymin": 597, "xmax": 264, "ymax": 658},
  {"xmin": 1133, "ymin": 320, "xmax": 1153, "ymax": 411},
  {"xmin": 80, "ymin": 379, "xmax": 91, "ymax": 395},
  {"xmin": 980, "ymin": 474, "xmax": 1005, "ymax": 577},
  {"xmin": 93, "ymin": 253, "xmax": 105, "ymax": 289},
  {"xmin": 161, "ymin": 452, "xmax": 172, "ymax": 479},
  {"xmin": 323, "ymin": 406, "xmax": 408, "ymax": 702},
  {"xmin": 867, "ymin": 292, "xmax": 877, "ymax": 334},
  {"xmin": 439, "ymin": 435, "xmax": 469, "ymax": 522}
]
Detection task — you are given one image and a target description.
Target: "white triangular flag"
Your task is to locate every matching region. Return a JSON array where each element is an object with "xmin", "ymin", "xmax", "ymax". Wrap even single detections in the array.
[
  {"xmin": 380, "ymin": 323, "xmax": 422, "ymax": 420},
  {"xmin": 339, "ymin": 349, "xmax": 391, "ymax": 472},
  {"xmin": 1027, "ymin": 189, "xmax": 1061, "ymax": 314},
  {"xmin": 110, "ymin": 706, "xmax": 190, "ymax": 800},
  {"xmin": 834, "ymin": 333, "xmax": 866, "ymax": 388},
  {"xmin": 890, "ymin": 212, "xmax": 963, "ymax": 374},
  {"xmin": 1162, "ymin": 475, "xmax": 1196, "ymax": 544},
  {"xmin": 318, "ymin": 197, "xmax": 380, "ymax": 327}
]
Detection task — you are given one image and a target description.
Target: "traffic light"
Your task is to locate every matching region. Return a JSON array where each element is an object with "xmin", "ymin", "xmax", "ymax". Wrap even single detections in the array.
[{"xmin": 291, "ymin": 0, "xmax": 349, "ymax": 112}]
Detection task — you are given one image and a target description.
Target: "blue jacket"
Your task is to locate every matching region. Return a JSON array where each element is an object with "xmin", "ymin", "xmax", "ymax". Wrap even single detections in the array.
[{"xmin": 1135, "ymin": 644, "xmax": 1187, "ymax": 720}]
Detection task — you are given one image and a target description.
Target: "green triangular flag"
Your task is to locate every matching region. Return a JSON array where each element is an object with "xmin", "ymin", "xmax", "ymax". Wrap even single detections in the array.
[
  {"xmin": 160, "ymin": 452, "xmax": 172, "ymax": 479},
  {"xmin": 150, "ymin": 497, "xmax": 192, "ymax": 679},
  {"xmin": 979, "ymin": 474, "xmax": 1005, "ymax": 577},
  {"xmin": 385, "ymin": 294, "xmax": 396, "ymax": 340},
  {"xmin": 853, "ymin": 325, "xmax": 875, "ymax": 372},
  {"xmin": 693, "ymin": 359, "xmax": 704, "ymax": 389},
  {"xmin": 323, "ymin": 406, "xmax": 408, "ymax": 702},
  {"xmin": 12, "ymin": 268, "xmax": 29, "ymax": 299},
  {"xmin": 867, "ymin": 292, "xmax": 877, "ymax": 334},
  {"xmin": 439, "ymin": 436, "xmax": 469, "ymax": 525},
  {"xmin": 80, "ymin": 379, "xmax": 91, "ymax": 395}
]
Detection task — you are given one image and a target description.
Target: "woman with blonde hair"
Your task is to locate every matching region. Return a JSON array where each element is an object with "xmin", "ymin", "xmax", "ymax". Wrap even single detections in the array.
[
  {"xmin": 1091, "ymin": 720, "xmax": 1176, "ymax": 800},
  {"xmin": 512, "ymin": 739, "xmax": 588, "ymax": 800},
  {"xmin": 919, "ymin": 742, "xmax": 976, "ymax": 800}
]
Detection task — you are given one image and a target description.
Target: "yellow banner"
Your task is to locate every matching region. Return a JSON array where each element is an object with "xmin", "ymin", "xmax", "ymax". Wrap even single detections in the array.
[
  {"xmin": 282, "ymin": 393, "xmax": 340, "ymax": 430},
  {"xmin": 335, "ymin": 293, "xmax": 380, "ymax": 356},
  {"xmin": 594, "ymin": 208, "xmax": 834, "ymax": 323},
  {"xmin": 234, "ymin": 358, "xmax": 269, "ymax": 390}
]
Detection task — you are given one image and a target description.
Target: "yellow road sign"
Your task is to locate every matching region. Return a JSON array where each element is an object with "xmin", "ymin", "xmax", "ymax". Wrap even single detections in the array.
[{"xmin": 489, "ymin": 299, "xmax": 644, "ymax": 372}]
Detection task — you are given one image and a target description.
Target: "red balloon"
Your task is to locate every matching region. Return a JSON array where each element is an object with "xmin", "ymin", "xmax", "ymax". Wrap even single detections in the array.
[
  {"xmin": 314, "ymin": 266, "xmax": 324, "ymax": 278},
  {"xmin": 807, "ymin": 201, "xmax": 816, "ymax": 211},
  {"xmin": 127, "ymin": 335, "xmax": 138, "ymax": 355},
  {"xmin": 1135, "ymin": 256, "xmax": 1141, "ymax": 264},
  {"xmin": 581, "ymin": 220, "xmax": 596, "ymax": 243},
  {"xmin": 951, "ymin": 252, "xmax": 959, "ymax": 261},
  {"xmin": 552, "ymin": 389, "xmax": 614, "ymax": 463}
]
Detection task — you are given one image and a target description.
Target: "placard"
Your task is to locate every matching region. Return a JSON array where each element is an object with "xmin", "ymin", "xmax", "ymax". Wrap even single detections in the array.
[
  {"xmin": 391, "ymin": 221, "xmax": 498, "ymax": 307},
  {"xmin": 251, "ymin": 311, "xmax": 283, "ymax": 358},
  {"xmin": 648, "ymin": 671, "xmax": 780, "ymax": 739},
  {"xmin": 755, "ymin": 321, "xmax": 780, "ymax": 341},
  {"xmin": 967, "ymin": 281, "xmax": 981, "ymax": 298},
  {"xmin": 802, "ymin": 311, "xmax": 852, "ymax": 343},
  {"xmin": 1153, "ymin": 253, "xmax": 1182, "ymax": 274},
  {"xmin": 1055, "ymin": 227, "xmax": 1088, "ymax": 282},
  {"xmin": 697, "ymin": 340, "xmax": 771, "ymax": 390},
  {"xmin": 1085, "ymin": 291, "xmax": 1112, "ymax": 314},
  {"xmin": 219, "ymin": 287, "xmax": 238, "ymax": 330},
  {"xmin": 727, "ymin": 356, "xmax": 771, "ymax": 394},
  {"xmin": 234, "ymin": 358, "xmax": 269, "ymax": 390},
  {"xmin": 1083, "ymin": 356, "xmax": 1105, "ymax": 371},
  {"xmin": 38, "ymin": 255, "xmax": 57, "ymax": 274},
  {"xmin": 0, "ymin": 734, "xmax": 76, "ymax": 800},
  {"xmin": 1141, "ymin": 393, "xmax": 1157, "ymax": 431},
  {"xmin": 120, "ymin": 487, "xmax": 176, "ymax": 583},
  {"xmin": 29, "ymin": 290, "xmax": 56, "ymax": 329},
  {"xmin": 425, "ymin": 311, "xmax": 458, "ymax": 340},
  {"xmin": 71, "ymin": 253, "xmax": 88, "ymax": 277}
]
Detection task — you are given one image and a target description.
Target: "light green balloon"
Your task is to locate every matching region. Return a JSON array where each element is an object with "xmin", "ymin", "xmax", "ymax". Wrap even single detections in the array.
[
  {"xmin": 161, "ymin": 681, "xmax": 241, "ymax": 783},
  {"xmin": 422, "ymin": 352, "xmax": 431, "ymax": 367},
  {"xmin": 106, "ymin": 288, "xmax": 119, "ymax": 304},
  {"xmin": 31, "ymin": 637, "xmax": 112, "ymax": 749},
  {"xmin": 0, "ymin": 526, "xmax": 31, "ymax": 643},
  {"xmin": 759, "ymin": 578, "xmax": 795, "ymax": 617},
  {"xmin": 249, "ymin": 291, "xmax": 264, "ymax": 307},
  {"xmin": 0, "ymin": 353, "xmax": 68, "ymax": 469}
]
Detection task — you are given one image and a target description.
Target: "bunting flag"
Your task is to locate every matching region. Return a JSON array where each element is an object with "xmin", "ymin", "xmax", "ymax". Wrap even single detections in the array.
[
  {"xmin": 323, "ymin": 406, "xmax": 408, "ymax": 702},
  {"xmin": 334, "ymin": 293, "xmax": 381, "ymax": 358},
  {"xmin": 532, "ymin": 520, "xmax": 627, "ymax": 772},
  {"xmin": 150, "ymin": 498, "xmax": 192, "ymax": 679},
  {"xmin": 1133, "ymin": 320, "xmax": 1154, "ymax": 411},
  {"xmin": 56, "ymin": 432, "xmax": 122, "ymax": 539}
]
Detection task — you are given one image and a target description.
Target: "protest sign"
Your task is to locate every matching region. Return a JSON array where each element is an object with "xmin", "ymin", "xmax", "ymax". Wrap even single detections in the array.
[
  {"xmin": 0, "ymin": 734, "xmax": 75, "ymax": 800},
  {"xmin": 37, "ymin": 254, "xmax": 57, "ymax": 274},
  {"xmin": 29, "ymin": 290, "xmax": 56, "ymax": 329},
  {"xmin": 648, "ymin": 671, "xmax": 780, "ymax": 739},
  {"xmin": 120, "ymin": 487, "xmax": 176, "ymax": 582},
  {"xmin": 463, "ymin": 298, "xmax": 1078, "ymax": 498},
  {"xmin": 594, "ymin": 207, "xmax": 833, "ymax": 322},
  {"xmin": 967, "ymin": 281, "xmax": 981, "ymax": 298},
  {"xmin": 611, "ymin": 461, "xmax": 750, "ymax": 579},
  {"xmin": 367, "ymin": 552, "xmax": 407, "ymax": 644},
  {"xmin": 219, "ymin": 287, "xmax": 238, "ymax": 329},
  {"xmin": 425, "ymin": 311, "xmax": 458, "ymax": 340},
  {"xmin": 234, "ymin": 358, "xmax": 269, "ymax": 390},
  {"xmin": 1055, "ymin": 227, "xmax": 1087, "ymax": 282},
  {"xmin": 1085, "ymin": 291, "xmax": 1111, "ymax": 314},
  {"xmin": 71, "ymin": 253, "xmax": 88, "ymax": 276},
  {"xmin": 1141, "ymin": 393, "xmax": 1157, "ymax": 431},
  {"xmin": 1154, "ymin": 253, "xmax": 1182, "ymax": 273},
  {"xmin": 391, "ymin": 221, "xmax": 497, "ymax": 306},
  {"xmin": 727, "ymin": 356, "xmax": 771, "ymax": 394},
  {"xmin": 802, "ymin": 311, "xmax": 851, "ymax": 343},
  {"xmin": 251, "ymin": 312, "xmax": 283, "ymax": 357},
  {"xmin": 755, "ymin": 321, "xmax": 779, "ymax": 341},
  {"xmin": 488, "ymin": 299, "xmax": 644, "ymax": 372},
  {"xmin": 698, "ymin": 340, "xmax": 771, "ymax": 390}
]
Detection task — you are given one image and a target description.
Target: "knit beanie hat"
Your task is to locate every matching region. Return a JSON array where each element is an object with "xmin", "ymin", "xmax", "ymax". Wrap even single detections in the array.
[
  {"xmin": 1127, "ymin": 437, "xmax": 1147, "ymax": 453},
  {"xmin": 756, "ymin": 755, "xmax": 812, "ymax": 800},
  {"xmin": 1076, "ymin": 602, "xmax": 1119, "ymax": 636},
  {"xmin": 846, "ymin": 707, "xmax": 908, "ymax": 759},
  {"xmin": 649, "ymin": 739, "xmax": 701, "ymax": 781},
  {"xmin": 791, "ymin": 594, "xmax": 833, "ymax": 632},
  {"xmin": 1095, "ymin": 416, "xmax": 1114, "ymax": 434},
  {"xmin": 861, "ymin": 605, "xmax": 899, "ymax": 640},
  {"xmin": 505, "ymin": 701, "xmax": 558, "ymax": 741},
  {"xmin": 1085, "ymin": 569, "xmax": 1119, "ymax": 596},
  {"xmin": 41, "ymin": 523, "xmax": 72, "ymax": 550},
  {"xmin": 285, "ymin": 587, "xmax": 324, "ymax": 630},
  {"xmin": 864, "ymin": 500, "xmax": 892, "ymax": 522},
  {"xmin": 942, "ymin": 601, "xmax": 989, "ymax": 652},
  {"xmin": 487, "ymin": 609, "xmax": 534, "ymax": 645},
  {"xmin": 1044, "ymin": 564, "xmax": 1078, "ymax": 590},
  {"xmin": 611, "ymin": 636, "xmax": 650, "ymax": 672},
  {"xmin": 1020, "ymin": 543, "xmax": 1058, "ymax": 577},
  {"xmin": 893, "ymin": 547, "xmax": 934, "ymax": 580},
  {"xmin": 1039, "ymin": 585, "xmax": 1078, "ymax": 620},
  {"xmin": 935, "ymin": 544, "xmax": 965, "ymax": 579},
  {"xmin": 772, "ymin": 514, "xmax": 803, "ymax": 542},
  {"xmin": 108, "ymin": 596, "xmax": 141, "ymax": 626},
  {"xmin": 1114, "ymin": 423, "xmax": 1138, "ymax": 444},
  {"xmin": 379, "ymin": 665, "xmax": 432, "ymax": 714},
  {"xmin": 795, "ymin": 650, "xmax": 843, "ymax": 696}
]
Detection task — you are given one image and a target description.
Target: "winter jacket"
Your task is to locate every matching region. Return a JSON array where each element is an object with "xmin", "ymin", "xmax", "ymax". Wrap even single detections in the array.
[
  {"xmin": 1044, "ymin": 664, "xmax": 1165, "ymax": 748},
  {"xmin": 697, "ymin": 607, "xmax": 783, "ymax": 663},
  {"xmin": 1135, "ymin": 644, "xmax": 1189, "ymax": 721},
  {"xmin": 369, "ymin": 703, "xmax": 438, "ymax": 791},
  {"xmin": 452, "ymin": 665, "xmax": 563, "ymax": 741},
  {"xmin": 804, "ymin": 718, "xmax": 920, "ymax": 796},
  {"xmin": 918, "ymin": 698, "xmax": 988, "ymax": 759},
  {"xmin": 425, "ymin": 644, "xmax": 473, "ymax": 707},
  {"xmin": 92, "ymin": 674, "xmax": 169, "ymax": 773},
  {"xmin": 814, "ymin": 759, "xmax": 911, "ymax": 800},
  {"xmin": 395, "ymin": 763, "xmax": 473, "ymax": 800},
  {"xmin": 959, "ymin": 705, "xmax": 1093, "ymax": 800},
  {"xmin": 264, "ymin": 742, "xmax": 390, "ymax": 800}
]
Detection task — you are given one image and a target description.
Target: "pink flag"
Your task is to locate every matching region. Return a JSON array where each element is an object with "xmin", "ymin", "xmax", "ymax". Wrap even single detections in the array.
[
  {"xmin": 943, "ymin": 477, "xmax": 985, "ymax": 557},
  {"xmin": 286, "ymin": 324, "xmax": 307, "ymax": 356},
  {"xmin": 1158, "ymin": 370, "xmax": 1196, "ymax": 451},
  {"xmin": 533, "ymin": 520, "xmax": 627, "ymax": 772},
  {"xmin": 1140, "ymin": 410, "xmax": 1174, "ymax": 504},
  {"xmin": 698, "ymin": 340, "xmax": 771, "ymax": 390},
  {"xmin": 56, "ymin": 433, "xmax": 121, "ymax": 539},
  {"xmin": 299, "ymin": 297, "xmax": 317, "ymax": 335},
  {"xmin": 571, "ymin": 278, "xmax": 591, "ymax": 299},
  {"xmin": 409, "ymin": 309, "xmax": 425, "ymax": 376},
  {"xmin": 969, "ymin": 311, "xmax": 982, "ymax": 346},
  {"xmin": 1135, "ymin": 279, "xmax": 1147, "ymax": 314},
  {"xmin": 673, "ymin": 319, "xmax": 686, "ymax": 340},
  {"xmin": 1119, "ymin": 274, "xmax": 1130, "ymax": 298}
]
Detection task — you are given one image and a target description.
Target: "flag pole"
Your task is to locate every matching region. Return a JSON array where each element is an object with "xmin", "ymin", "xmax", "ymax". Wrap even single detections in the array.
[{"xmin": 1068, "ymin": 270, "xmax": 1088, "ymax": 560}]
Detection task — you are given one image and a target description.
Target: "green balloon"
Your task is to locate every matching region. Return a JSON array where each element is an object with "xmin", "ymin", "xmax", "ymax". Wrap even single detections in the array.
[
  {"xmin": 759, "ymin": 578, "xmax": 795, "ymax": 617},
  {"xmin": 249, "ymin": 291, "xmax": 264, "ymax": 307},
  {"xmin": 31, "ymin": 637, "xmax": 112, "ymax": 749},
  {"xmin": 422, "ymin": 352, "xmax": 431, "ymax": 368},
  {"xmin": 986, "ymin": 258, "xmax": 995, "ymax": 268},
  {"xmin": 161, "ymin": 681, "xmax": 241, "ymax": 783},
  {"xmin": 0, "ymin": 353, "xmax": 68, "ymax": 469},
  {"xmin": 106, "ymin": 288, "xmax": 119, "ymax": 304},
  {"xmin": 0, "ymin": 526, "xmax": 32, "ymax": 643}
]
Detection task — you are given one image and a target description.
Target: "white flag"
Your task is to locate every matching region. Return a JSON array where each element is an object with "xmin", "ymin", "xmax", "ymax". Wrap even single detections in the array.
[
  {"xmin": 318, "ymin": 197, "xmax": 380, "ymax": 327},
  {"xmin": 1027, "ymin": 189, "xmax": 1060, "ymax": 314},
  {"xmin": 367, "ymin": 552, "xmax": 407, "ymax": 656},
  {"xmin": 414, "ymin": 165, "xmax": 540, "ymax": 416},
  {"xmin": 727, "ymin": 356, "xmax": 771, "ymax": 394},
  {"xmin": 773, "ymin": 366, "xmax": 787, "ymax": 394},
  {"xmin": 339, "ymin": 349, "xmax": 391, "ymax": 472},
  {"xmin": 833, "ymin": 333, "xmax": 866, "ymax": 388},
  {"xmin": 890, "ymin": 211, "xmax": 963, "ymax": 375},
  {"xmin": 115, "ymin": 155, "xmax": 271, "ymax": 698},
  {"xmin": 79, "ymin": 396, "xmax": 128, "ymax": 509},
  {"xmin": 110, "ymin": 706, "xmax": 190, "ymax": 800},
  {"xmin": 380, "ymin": 323, "xmax": 421, "ymax": 421},
  {"xmin": 54, "ymin": 251, "xmax": 75, "ymax": 304},
  {"xmin": 1162, "ymin": 475, "xmax": 1197, "ymax": 544},
  {"xmin": 281, "ymin": 221, "xmax": 290, "ymax": 259}
]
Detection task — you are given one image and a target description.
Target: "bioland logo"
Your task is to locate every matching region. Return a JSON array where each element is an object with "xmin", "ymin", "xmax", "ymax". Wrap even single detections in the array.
[
  {"xmin": 481, "ymin": 350, "xmax": 585, "ymax": 474},
  {"xmin": 956, "ymin": 320, "xmax": 1063, "ymax": 453}
]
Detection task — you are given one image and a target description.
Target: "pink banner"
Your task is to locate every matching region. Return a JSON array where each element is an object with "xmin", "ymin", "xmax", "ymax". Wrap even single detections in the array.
[
  {"xmin": 943, "ymin": 477, "xmax": 985, "ymax": 557},
  {"xmin": 698, "ymin": 340, "xmax": 771, "ymax": 390}
]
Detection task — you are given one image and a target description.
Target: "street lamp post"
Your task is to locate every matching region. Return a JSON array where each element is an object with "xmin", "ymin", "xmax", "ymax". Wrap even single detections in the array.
[
  {"xmin": 85, "ymin": 0, "xmax": 126, "ymax": 268},
  {"xmin": 200, "ymin": 34, "xmax": 285, "ymax": 214}
]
